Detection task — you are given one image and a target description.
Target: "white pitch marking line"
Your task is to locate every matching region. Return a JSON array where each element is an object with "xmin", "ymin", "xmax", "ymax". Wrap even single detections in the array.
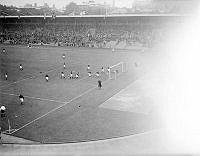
[
  {"xmin": 0, "ymin": 66, "xmax": 61, "ymax": 88},
  {"xmin": 100, "ymin": 75, "xmax": 151, "ymax": 115},
  {"xmin": 10, "ymin": 74, "xmax": 116, "ymax": 134},
  {"xmin": 0, "ymin": 76, "xmax": 95, "ymax": 103},
  {"xmin": 2, "ymin": 45, "xmax": 111, "ymax": 56},
  {"xmin": 1, "ymin": 45, "xmax": 72, "ymax": 51},
  {"xmin": 10, "ymin": 70, "xmax": 124, "ymax": 134},
  {"xmin": 11, "ymin": 86, "xmax": 97, "ymax": 134},
  {"xmin": 0, "ymin": 92, "xmax": 65, "ymax": 104}
]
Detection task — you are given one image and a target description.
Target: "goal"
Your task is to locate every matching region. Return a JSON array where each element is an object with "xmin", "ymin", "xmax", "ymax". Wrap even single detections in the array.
[{"xmin": 108, "ymin": 62, "xmax": 125, "ymax": 80}]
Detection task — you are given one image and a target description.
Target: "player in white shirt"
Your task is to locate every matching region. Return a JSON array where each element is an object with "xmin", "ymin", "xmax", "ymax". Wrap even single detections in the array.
[
  {"xmin": 88, "ymin": 72, "xmax": 92, "ymax": 77},
  {"xmin": 62, "ymin": 54, "xmax": 66, "ymax": 60},
  {"xmin": 87, "ymin": 65, "xmax": 90, "ymax": 71},
  {"xmin": 2, "ymin": 49, "xmax": 6, "ymax": 54},
  {"xmin": 0, "ymin": 105, "xmax": 6, "ymax": 117},
  {"xmin": 19, "ymin": 64, "xmax": 23, "ymax": 70},
  {"xmin": 75, "ymin": 72, "xmax": 79, "ymax": 79},
  {"xmin": 63, "ymin": 62, "xmax": 66, "ymax": 69},
  {"xmin": 61, "ymin": 72, "xmax": 65, "ymax": 79},
  {"xmin": 5, "ymin": 72, "xmax": 8, "ymax": 80},
  {"xmin": 96, "ymin": 72, "xmax": 99, "ymax": 78},
  {"xmin": 70, "ymin": 71, "xmax": 73, "ymax": 79},
  {"xmin": 19, "ymin": 94, "xmax": 24, "ymax": 105},
  {"xmin": 107, "ymin": 67, "xmax": 110, "ymax": 74},
  {"xmin": 45, "ymin": 75, "xmax": 49, "ymax": 82}
]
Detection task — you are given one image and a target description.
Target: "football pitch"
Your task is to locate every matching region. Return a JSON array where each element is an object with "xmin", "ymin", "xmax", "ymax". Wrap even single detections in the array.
[{"xmin": 0, "ymin": 45, "xmax": 160, "ymax": 143}]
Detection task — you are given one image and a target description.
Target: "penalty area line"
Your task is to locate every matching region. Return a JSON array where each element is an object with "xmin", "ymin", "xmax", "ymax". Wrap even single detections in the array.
[
  {"xmin": 10, "ymin": 86, "xmax": 97, "ymax": 134},
  {"xmin": 10, "ymin": 72, "xmax": 124, "ymax": 134}
]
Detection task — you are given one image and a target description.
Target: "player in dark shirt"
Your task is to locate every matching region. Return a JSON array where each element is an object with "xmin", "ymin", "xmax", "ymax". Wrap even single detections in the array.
[
  {"xmin": 98, "ymin": 80, "xmax": 102, "ymax": 89},
  {"xmin": 19, "ymin": 94, "xmax": 24, "ymax": 105}
]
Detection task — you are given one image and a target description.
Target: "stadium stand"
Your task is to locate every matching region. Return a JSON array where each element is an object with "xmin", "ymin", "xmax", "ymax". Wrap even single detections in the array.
[{"xmin": 0, "ymin": 15, "xmax": 185, "ymax": 49}]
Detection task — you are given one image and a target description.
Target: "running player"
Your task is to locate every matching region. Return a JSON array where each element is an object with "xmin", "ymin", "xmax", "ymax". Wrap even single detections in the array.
[
  {"xmin": 19, "ymin": 94, "xmax": 24, "ymax": 105},
  {"xmin": 5, "ymin": 72, "xmax": 8, "ymax": 80},
  {"xmin": 75, "ymin": 72, "xmax": 79, "ymax": 79},
  {"xmin": 19, "ymin": 64, "xmax": 23, "ymax": 70},
  {"xmin": 87, "ymin": 65, "xmax": 90, "ymax": 71},
  {"xmin": 63, "ymin": 62, "xmax": 66, "ymax": 69},
  {"xmin": 45, "ymin": 75, "xmax": 49, "ymax": 82},
  {"xmin": 61, "ymin": 72, "xmax": 65, "ymax": 79},
  {"xmin": 96, "ymin": 72, "xmax": 100, "ymax": 78},
  {"xmin": 98, "ymin": 80, "xmax": 102, "ymax": 89},
  {"xmin": 88, "ymin": 71, "xmax": 92, "ymax": 77}
]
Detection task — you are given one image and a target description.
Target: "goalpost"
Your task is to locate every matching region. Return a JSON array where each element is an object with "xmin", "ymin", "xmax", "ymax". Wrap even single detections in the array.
[{"xmin": 108, "ymin": 62, "xmax": 126, "ymax": 80}]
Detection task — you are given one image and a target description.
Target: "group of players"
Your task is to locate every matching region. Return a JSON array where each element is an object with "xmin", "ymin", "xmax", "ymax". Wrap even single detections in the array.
[{"xmin": 1, "ymin": 50, "xmax": 105, "ymax": 107}]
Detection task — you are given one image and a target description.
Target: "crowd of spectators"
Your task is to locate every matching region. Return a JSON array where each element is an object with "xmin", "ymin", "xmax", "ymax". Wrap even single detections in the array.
[{"xmin": 0, "ymin": 23, "xmax": 164, "ymax": 48}]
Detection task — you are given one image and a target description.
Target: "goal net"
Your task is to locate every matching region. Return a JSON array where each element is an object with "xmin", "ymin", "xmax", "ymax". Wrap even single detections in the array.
[{"xmin": 108, "ymin": 62, "xmax": 125, "ymax": 80}]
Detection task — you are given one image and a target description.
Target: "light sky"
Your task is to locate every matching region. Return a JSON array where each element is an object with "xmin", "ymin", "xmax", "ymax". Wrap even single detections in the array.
[{"xmin": 0, "ymin": 0, "xmax": 134, "ymax": 8}]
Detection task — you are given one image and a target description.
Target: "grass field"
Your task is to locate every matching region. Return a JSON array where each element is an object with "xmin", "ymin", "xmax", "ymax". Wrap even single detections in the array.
[{"xmin": 0, "ymin": 45, "xmax": 161, "ymax": 143}]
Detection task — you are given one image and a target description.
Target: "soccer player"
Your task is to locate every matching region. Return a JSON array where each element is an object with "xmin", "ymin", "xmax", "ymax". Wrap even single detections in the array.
[
  {"xmin": 62, "ymin": 54, "xmax": 66, "ymax": 60},
  {"xmin": 19, "ymin": 64, "xmax": 23, "ymax": 70},
  {"xmin": 2, "ymin": 49, "xmax": 6, "ymax": 53},
  {"xmin": 107, "ymin": 67, "xmax": 110, "ymax": 74},
  {"xmin": 88, "ymin": 72, "xmax": 92, "ymax": 77},
  {"xmin": 87, "ymin": 65, "xmax": 90, "ymax": 71},
  {"xmin": 98, "ymin": 80, "xmax": 102, "ymax": 89},
  {"xmin": 61, "ymin": 72, "xmax": 65, "ymax": 79},
  {"xmin": 70, "ymin": 71, "xmax": 73, "ymax": 79},
  {"xmin": 5, "ymin": 72, "xmax": 8, "ymax": 80},
  {"xmin": 101, "ymin": 67, "xmax": 105, "ymax": 73},
  {"xmin": 0, "ymin": 105, "xmax": 6, "ymax": 117},
  {"xmin": 45, "ymin": 75, "xmax": 49, "ymax": 82},
  {"xmin": 63, "ymin": 62, "xmax": 66, "ymax": 69},
  {"xmin": 19, "ymin": 94, "xmax": 24, "ymax": 105},
  {"xmin": 96, "ymin": 72, "xmax": 100, "ymax": 78},
  {"xmin": 75, "ymin": 72, "xmax": 79, "ymax": 79}
]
